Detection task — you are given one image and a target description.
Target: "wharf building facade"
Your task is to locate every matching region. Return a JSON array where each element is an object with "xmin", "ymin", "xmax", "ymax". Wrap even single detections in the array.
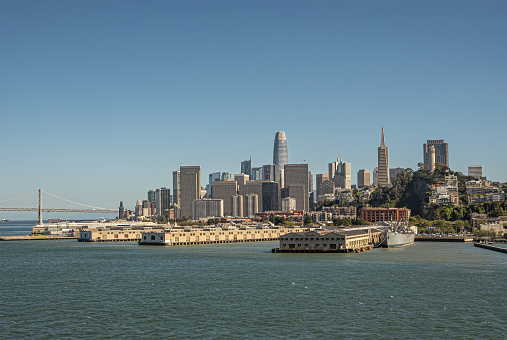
[
  {"xmin": 275, "ymin": 228, "xmax": 383, "ymax": 253},
  {"xmin": 423, "ymin": 139, "xmax": 449, "ymax": 168},
  {"xmin": 273, "ymin": 131, "xmax": 289, "ymax": 170},
  {"xmin": 140, "ymin": 225, "xmax": 310, "ymax": 246},
  {"xmin": 377, "ymin": 128, "xmax": 390, "ymax": 186}
]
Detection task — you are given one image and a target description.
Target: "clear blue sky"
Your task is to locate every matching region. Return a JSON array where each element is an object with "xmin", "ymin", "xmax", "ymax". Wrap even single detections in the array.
[{"xmin": 1, "ymin": 0, "xmax": 506, "ymax": 218}]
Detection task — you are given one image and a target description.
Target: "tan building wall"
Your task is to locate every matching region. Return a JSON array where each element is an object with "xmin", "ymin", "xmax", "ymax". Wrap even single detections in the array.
[{"xmin": 140, "ymin": 227, "xmax": 310, "ymax": 245}]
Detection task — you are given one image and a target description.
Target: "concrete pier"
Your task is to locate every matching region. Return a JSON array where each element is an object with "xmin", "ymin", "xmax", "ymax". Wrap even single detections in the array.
[
  {"xmin": 415, "ymin": 236, "xmax": 474, "ymax": 242},
  {"xmin": 474, "ymin": 242, "xmax": 507, "ymax": 254}
]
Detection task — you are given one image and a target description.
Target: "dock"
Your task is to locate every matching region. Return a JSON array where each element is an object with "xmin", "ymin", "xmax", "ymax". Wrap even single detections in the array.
[
  {"xmin": 0, "ymin": 235, "xmax": 78, "ymax": 241},
  {"xmin": 415, "ymin": 236, "xmax": 474, "ymax": 242},
  {"xmin": 473, "ymin": 242, "xmax": 507, "ymax": 254},
  {"xmin": 272, "ymin": 246, "xmax": 374, "ymax": 254}
]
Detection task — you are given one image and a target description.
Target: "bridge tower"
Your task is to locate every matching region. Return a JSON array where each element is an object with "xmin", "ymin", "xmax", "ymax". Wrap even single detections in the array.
[{"xmin": 38, "ymin": 189, "xmax": 42, "ymax": 225}]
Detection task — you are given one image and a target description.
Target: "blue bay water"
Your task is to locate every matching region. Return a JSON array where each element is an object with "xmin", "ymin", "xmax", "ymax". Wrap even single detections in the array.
[{"xmin": 1, "ymin": 222, "xmax": 506, "ymax": 339}]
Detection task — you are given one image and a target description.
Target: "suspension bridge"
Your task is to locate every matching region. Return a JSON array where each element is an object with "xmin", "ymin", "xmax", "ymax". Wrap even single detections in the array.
[{"xmin": 0, "ymin": 189, "xmax": 118, "ymax": 224}]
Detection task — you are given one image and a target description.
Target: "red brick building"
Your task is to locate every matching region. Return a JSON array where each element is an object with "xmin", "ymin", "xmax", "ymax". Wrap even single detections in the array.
[{"xmin": 361, "ymin": 208, "xmax": 410, "ymax": 223}]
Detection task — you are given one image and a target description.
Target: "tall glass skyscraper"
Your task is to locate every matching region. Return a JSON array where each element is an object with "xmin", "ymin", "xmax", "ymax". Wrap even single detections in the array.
[{"xmin": 273, "ymin": 131, "xmax": 289, "ymax": 169}]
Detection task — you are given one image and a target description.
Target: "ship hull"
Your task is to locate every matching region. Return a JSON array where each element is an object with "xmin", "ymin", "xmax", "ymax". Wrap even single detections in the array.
[{"xmin": 382, "ymin": 231, "xmax": 415, "ymax": 248}]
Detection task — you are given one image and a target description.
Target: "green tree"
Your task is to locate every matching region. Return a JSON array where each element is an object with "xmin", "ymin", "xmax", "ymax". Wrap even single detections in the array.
[
  {"xmin": 304, "ymin": 215, "xmax": 316, "ymax": 225},
  {"xmin": 454, "ymin": 220, "xmax": 464, "ymax": 232}
]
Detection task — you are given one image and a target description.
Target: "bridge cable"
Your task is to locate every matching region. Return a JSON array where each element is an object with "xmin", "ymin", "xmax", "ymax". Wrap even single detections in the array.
[
  {"xmin": 0, "ymin": 191, "xmax": 38, "ymax": 203},
  {"xmin": 41, "ymin": 190, "xmax": 111, "ymax": 210}
]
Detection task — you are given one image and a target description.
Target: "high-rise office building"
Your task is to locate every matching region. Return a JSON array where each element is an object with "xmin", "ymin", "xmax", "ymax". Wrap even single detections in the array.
[
  {"xmin": 241, "ymin": 158, "xmax": 252, "ymax": 177},
  {"xmin": 317, "ymin": 180, "xmax": 335, "ymax": 198},
  {"xmin": 240, "ymin": 180, "xmax": 263, "ymax": 212},
  {"xmin": 357, "ymin": 169, "xmax": 371, "ymax": 188},
  {"xmin": 278, "ymin": 169, "xmax": 285, "ymax": 188},
  {"xmin": 273, "ymin": 131, "xmax": 289, "ymax": 169},
  {"xmin": 468, "ymin": 165, "xmax": 483, "ymax": 179},
  {"xmin": 208, "ymin": 172, "xmax": 221, "ymax": 198},
  {"xmin": 155, "ymin": 188, "xmax": 171, "ymax": 216},
  {"xmin": 251, "ymin": 167, "xmax": 262, "ymax": 181},
  {"xmin": 377, "ymin": 128, "xmax": 390, "ymax": 186},
  {"xmin": 329, "ymin": 156, "xmax": 351, "ymax": 189},
  {"xmin": 231, "ymin": 195, "xmax": 244, "ymax": 217},
  {"xmin": 316, "ymin": 174, "xmax": 329, "ymax": 197},
  {"xmin": 262, "ymin": 164, "xmax": 279, "ymax": 182},
  {"xmin": 282, "ymin": 197, "xmax": 296, "ymax": 211},
  {"xmin": 118, "ymin": 201, "xmax": 125, "ymax": 220},
  {"xmin": 262, "ymin": 181, "xmax": 280, "ymax": 212},
  {"xmin": 423, "ymin": 140, "xmax": 449, "ymax": 168},
  {"xmin": 135, "ymin": 200, "xmax": 142, "ymax": 217},
  {"xmin": 284, "ymin": 164, "xmax": 309, "ymax": 211},
  {"xmin": 234, "ymin": 173, "xmax": 249, "ymax": 196},
  {"xmin": 172, "ymin": 170, "xmax": 180, "ymax": 205},
  {"xmin": 142, "ymin": 200, "xmax": 151, "ymax": 217},
  {"xmin": 179, "ymin": 166, "xmax": 201, "ymax": 218},
  {"xmin": 308, "ymin": 171, "xmax": 313, "ymax": 193},
  {"xmin": 373, "ymin": 167, "xmax": 378, "ymax": 186},
  {"xmin": 192, "ymin": 199, "xmax": 223, "ymax": 219},
  {"xmin": 211, "ymin": 179, "xmax": 238, "ymax": 217},
  {"xmin": 148, "ymin": 190, "xmax": 156, "ymax": 203},
  {"xmin": 389, "ymin": 167, "xmax": 405, "ymax": 183},
  {"xmin": 245, "ymin": 193, "xmax": 259, "ymax": 217},
  {"xmin": 282, "ymin": 185, "xmax": 305, "ymax": 209}
]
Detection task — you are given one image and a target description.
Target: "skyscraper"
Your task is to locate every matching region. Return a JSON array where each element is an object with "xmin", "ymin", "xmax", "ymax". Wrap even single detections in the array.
[
  {"xmin": 179, "ymin": 166, "xmax": 201, "ymax": 218},
  {"xmin": 377, "ymin": 128, "xmax": 390, "ymax": 186},
  {"xmin": 357, "ymin": 169, "xmax": 371, "ymax": 188},
  {"xmin": 423, "ymin": 140, "xmax": 449, "ymax": 168},
  {"xmin": 148, "ymin": 190, "xmax": 156, "ymax": 203},
  {"xmin": 273, "ymin": 131, "xmax": 289, "ymax": 169},
  {"xmin": 172, "ymin": 170, "xmax": 180, "ymax": 205},
  {"xmin": 118, "ymin": 201, "xmax": 125, "ymax": 220},
  {"xmin": 241, "ymin": 158, "xmax": 252, "ymax": 177},
  {"xmin": 244, "ymin": 193, "xmax": 259, "ymax": 217},
  {"xmin": 284, "ymin": 164, "xmax": 309, "ymax": 211},
  {"xmin": 262, "ymin": 164, "xmax": 279, "ymax": 182},
  {"xmin": 316, "ymin": 174, "xmax": 329, "ymax": 197},
  {"xmin": 155, "ymin": 188, "xmax": 171, "ymax": 216},
  {"xmin": 329, "ymin": 156, "xmax": 351, "ymax": 189},
  {"xmin": 468, "ymin": 165, "xmax": 483, "ymax": 179},
  {"xmin": 211, "ymin": 179, "xmax": 238, "ymax": 217},
  {"xmin": 262, "ymin": 182, "xmax": 280, "ymax": 212},
  {"xmin": 231, "ymin": 195, "xmax": 244, "ymax": 217}
]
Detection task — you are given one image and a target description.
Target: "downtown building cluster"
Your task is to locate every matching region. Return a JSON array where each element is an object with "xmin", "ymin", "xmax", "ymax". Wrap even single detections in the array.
[{"xmin": 117, "ymin": 129, "xmax": 500, "ymax": 223}]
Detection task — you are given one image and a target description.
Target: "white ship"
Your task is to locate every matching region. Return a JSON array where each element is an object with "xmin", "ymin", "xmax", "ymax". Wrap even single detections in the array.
[{"xmin": 380, "ymin": 223, "xmax": 415, "ymax": 248}]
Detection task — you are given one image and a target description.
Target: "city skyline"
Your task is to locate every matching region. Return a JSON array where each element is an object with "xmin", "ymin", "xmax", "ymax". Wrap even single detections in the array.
[{"xmin": 1, "ymin": 1, "xmax": 506, "ymax": 217}]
